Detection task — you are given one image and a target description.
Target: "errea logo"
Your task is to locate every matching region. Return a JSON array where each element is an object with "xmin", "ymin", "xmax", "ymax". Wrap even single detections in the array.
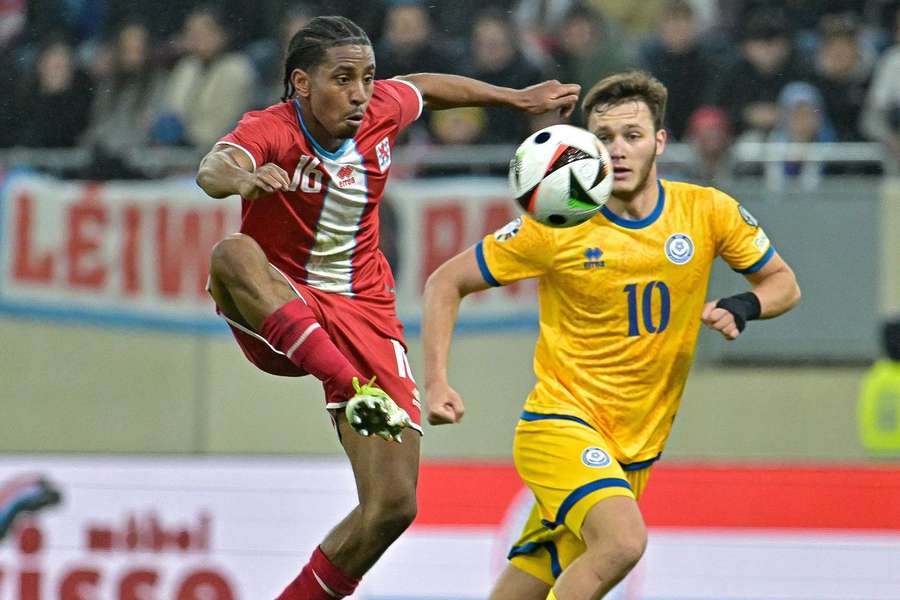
[
  {"xmin": 584, "ymin": 247, "xmax": 605, "ymax": 269},
  {"xmin": 335, "ymin": 165, "xmax": 355, "ymax": 188}
]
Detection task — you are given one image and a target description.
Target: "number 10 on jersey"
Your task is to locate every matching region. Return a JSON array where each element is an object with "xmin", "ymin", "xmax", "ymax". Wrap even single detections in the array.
[{"xmin": 624, "ymin": 281, "xmax": 670, "ymax": 336}]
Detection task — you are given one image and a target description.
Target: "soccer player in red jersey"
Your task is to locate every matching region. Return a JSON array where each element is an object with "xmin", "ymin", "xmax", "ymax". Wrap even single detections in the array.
[{"xmin": 196, "ymin": 16, "xmax": 580, "ymax": 600}]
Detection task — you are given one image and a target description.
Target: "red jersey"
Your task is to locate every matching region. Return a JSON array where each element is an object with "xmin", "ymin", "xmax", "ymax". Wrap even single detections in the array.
[{"xmin": 219, "ymin": 78, "xmax": 423, "ymax": 303}]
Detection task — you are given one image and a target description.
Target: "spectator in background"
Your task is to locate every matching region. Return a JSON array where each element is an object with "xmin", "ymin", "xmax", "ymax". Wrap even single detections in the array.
[
  {"xmin": 375, "ymin": 1, "xmax": 456, "ymax": 79},
  {"xmin": 15, "ymin": 34, "xmax": 94, "ymax": 147},
  {"xmin": 639, "ymin": 0, "xmax": 714, "ymax": 140},
  {"xmin": 152, "ymin": 5, "xmax": 254, "ymax": 148},
  {"xmin": 550, "ymin": 4, "xmax": 632, "ymax": 126},
  {"xmin": 857, "ymin": 319, "xmax": 900, "ymax": 455},
  {"xmin": 812, "ymin": 14, "xmax": 875, "ymax": 141},
  {"xmin": 311, "ymin": 0, "xmax": 387, "ymax": 45},
  {"xmin": 468, "ymin": 9, "xmax": 545, "ymax": 143},
  {"xmin": 420, "ymin": 107, "xmax": 490, "ymax": 176},
  {"xmin": 713, "ymin": 8, "xmax": 810, "ymax": 137},
  {"xmin": 427, "ymin": 0, "xmax": 516, "ymax": 42},
  {"xmin": 0, "ymin": 0, "xmax": 27, "ymax": 147},
  {"xmin": 81, "ymin": 21, "xmax": 166, "ymax": 173},
  {"xmin": 763, "ymin": 81, "xmax": 837, "ymax": 190},
  {"xmin": 430, "ymin": 107, "xmax": 487, "ymax": 145},
  {"xmin": 680, "ymin": 105, "xmax": 735, "ymax": 184},
  {"xmin": 106, "ymin": 0, "xmax": 271, "ymax": 50},
  {"xmin": 253, "ymin": 3, "xmax": 315, "ymax": 106},
  {"xmin": 861, "ymin": 6, "xmax": 900, "ymax": 167},
  {"xmin": 514, "ymin": 0, "xmax": 582, "ymax": 69},
  {"xmin": 587, "ymin": 0, "xmax": 667, "ymax": 40}
]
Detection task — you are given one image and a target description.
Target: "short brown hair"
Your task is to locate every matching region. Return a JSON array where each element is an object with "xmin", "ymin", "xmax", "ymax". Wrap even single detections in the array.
[{"xmin": 582, "ymin": 71, "xmax": 668, "ymax": 131}]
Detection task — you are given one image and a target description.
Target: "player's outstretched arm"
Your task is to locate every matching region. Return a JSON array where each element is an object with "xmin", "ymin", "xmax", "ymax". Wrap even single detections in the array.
[
  {"xmin": 421, "ymin": 246, "xmax": 493, "ymax": 425},
  {"xmin": 196, "ymin": 145, "xmax": 290, "ymax": 200},
  {"xmin": 702, "ymin": 252, "xmax": 801, "ymax": 340},
  {"xmin": 397, "ymin": 74, "xmax": 581, "ymax": 118}
]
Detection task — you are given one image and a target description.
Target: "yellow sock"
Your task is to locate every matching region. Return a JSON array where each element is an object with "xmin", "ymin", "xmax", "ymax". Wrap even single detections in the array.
[{"xmin": 546, "ymin": 590, "xmax": 558, "ymax": 600}]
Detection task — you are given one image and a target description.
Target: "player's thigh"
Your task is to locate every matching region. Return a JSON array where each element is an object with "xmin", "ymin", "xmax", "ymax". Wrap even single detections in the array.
[
  {"xmin": 489, "ymin": 563, "xmax": 551, "ymax": 600},
  {"xmin": 513, "ymin": 419, "xmax": 635, "ymax": 537},
  {"xmin": 208, "ymin": 233, "xmax": 297, "ymax": 327},
  {"xmin": 337, "ymin": 413, "xmax": 420, "ymax": 509}
]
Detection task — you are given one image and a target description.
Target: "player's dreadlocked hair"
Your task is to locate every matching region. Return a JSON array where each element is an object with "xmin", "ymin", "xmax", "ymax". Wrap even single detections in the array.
[{"xmin": 281, "ymin": 16, "xmax": 371, "ymax": 102}]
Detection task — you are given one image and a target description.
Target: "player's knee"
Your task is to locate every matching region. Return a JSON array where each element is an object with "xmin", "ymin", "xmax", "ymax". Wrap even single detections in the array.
[
  {"xmin": 596, "ymin": 525, "xmax": 647, "ymax": 577},
  {"xmin": 362, "ymin": 490, "xmax": 417, "ymax": 538},
  {"xmin": 209, "ymin": 233, "xmax": 263, "ymax": 280},
  {"xmin": 615, "ymin": 527, "xmax": 647, "ymax": 572}
]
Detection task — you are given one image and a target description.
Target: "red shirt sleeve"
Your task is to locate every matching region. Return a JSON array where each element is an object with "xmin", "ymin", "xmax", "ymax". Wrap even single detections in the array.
[
  {"xmin": 219, "ymin": 110, "xmax": 276, "ymax": 171},
  {"xmin": 379, "ymin": 78, "xmax": 424, "ymax": 131}
]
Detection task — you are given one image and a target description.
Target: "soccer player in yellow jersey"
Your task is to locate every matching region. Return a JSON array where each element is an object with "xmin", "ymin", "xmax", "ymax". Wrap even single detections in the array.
[{"xmin": 421, "ymin": 71, "xmax": 802, "ymax": 600}]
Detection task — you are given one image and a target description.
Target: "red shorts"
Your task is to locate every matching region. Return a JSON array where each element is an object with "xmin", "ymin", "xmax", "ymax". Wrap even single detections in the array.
[{"xmin": 216, "ymin": 277, "xmax": 422, "ymax": 433}]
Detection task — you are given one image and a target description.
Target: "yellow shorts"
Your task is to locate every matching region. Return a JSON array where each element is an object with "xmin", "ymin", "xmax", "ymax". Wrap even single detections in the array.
[{"xmin": 508, "ymin": 412, "xmax": 656, "ymax": 585}]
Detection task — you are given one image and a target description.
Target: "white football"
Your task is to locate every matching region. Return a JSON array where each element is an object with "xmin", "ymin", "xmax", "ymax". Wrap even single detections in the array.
[{"xmin": 508, "ymin": 124, "xmax": 613, "ymax": 228}]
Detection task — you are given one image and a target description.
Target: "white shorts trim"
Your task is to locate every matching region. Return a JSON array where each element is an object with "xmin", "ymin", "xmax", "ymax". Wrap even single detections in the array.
[{"xmin": 207, "ymin": 260, "xmax": 307, "ymax": 355}]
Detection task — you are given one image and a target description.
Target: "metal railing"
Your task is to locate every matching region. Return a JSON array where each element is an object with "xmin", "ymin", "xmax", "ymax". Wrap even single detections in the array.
[{"xmin": 0, "ymin": 142, "xmax": 894, "ymax": 177}]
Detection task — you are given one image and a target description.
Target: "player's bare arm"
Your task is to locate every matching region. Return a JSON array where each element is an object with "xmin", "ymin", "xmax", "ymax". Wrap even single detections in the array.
[
  {"xmin": 702, "ymin": 252, "xmax": 801, "ymax": 340},
  {"xmin": 196, "ymin": 145, "xmax": 290, "ymax": 200},
  {"xmin": 397, "ymin": 73, "xmax": 581, "ymax": 118},
  {"xmin": 421, "ymin": 246, "xmax": 493, "ymax": 425}
]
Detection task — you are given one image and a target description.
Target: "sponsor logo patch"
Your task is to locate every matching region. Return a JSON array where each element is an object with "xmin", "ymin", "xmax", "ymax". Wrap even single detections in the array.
[
  {"xmin": 582, "ymin": 447, "xmax": 611, "ymax": 468},
  {"xmin": 335, "ymin": 165, "xmax": 356, "ymax": 188},
  {"xmin": 738, "ymin": 204, "xmax": 759, "ymax": 227},
  {"xmin": 376, "ymin": 137, "xmax": 391, "ymax": 172},
  {"xmin": 494, "ymin": 217, "xmax": 524, "ymax": 242},
  {"xmin": 583, "ymin": 247, "xmax": 605, "ymax": 268}
]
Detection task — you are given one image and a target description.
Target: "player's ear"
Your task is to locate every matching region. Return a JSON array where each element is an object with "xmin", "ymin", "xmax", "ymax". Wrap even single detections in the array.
[
  {"xmin": 292, "ymin": 68, "xmax": 311, "ymax": 98},
  {"xmin": 655, "ymin": 127, "xmax": 667, "ymax": 157}
]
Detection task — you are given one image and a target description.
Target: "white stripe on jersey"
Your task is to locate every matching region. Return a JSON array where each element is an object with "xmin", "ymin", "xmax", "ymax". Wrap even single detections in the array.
[{"xmin": 305, "ymin": 140, "xmax": 369, "ymax": 295}]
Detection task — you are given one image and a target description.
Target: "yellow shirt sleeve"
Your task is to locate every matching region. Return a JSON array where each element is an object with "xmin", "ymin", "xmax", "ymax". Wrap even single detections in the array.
[
  {"xmin": 712, "ymin": 189, "xmax": 775, "ymax": 274},
  {"xmin": 477, "ymin": 216, "xmax": 556, "ymax": 286}
]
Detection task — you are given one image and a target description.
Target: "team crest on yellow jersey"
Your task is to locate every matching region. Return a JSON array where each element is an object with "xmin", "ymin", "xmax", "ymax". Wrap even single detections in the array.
[{"xmin": 664, "ymin": 233, "xmax": 694, "ymax": 265}]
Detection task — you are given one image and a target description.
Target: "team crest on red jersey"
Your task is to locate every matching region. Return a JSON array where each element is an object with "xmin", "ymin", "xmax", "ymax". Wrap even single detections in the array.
[
  {"xmin": 336, "ymin": 165, "xmax": 356, "ymax": 188},
  {"xmin": 376, "ymin": 137, "xmax": 391, "ymax": 172}
]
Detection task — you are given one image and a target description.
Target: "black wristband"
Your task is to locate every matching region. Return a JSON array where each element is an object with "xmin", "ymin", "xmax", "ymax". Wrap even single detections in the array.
[{"xmin": 715, "ymin": 292, "xmax": 761, "ymax": 333}]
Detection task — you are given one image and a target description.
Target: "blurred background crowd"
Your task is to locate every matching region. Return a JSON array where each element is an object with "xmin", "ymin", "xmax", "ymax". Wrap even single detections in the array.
[{"xmin": 1, "ymin": 0, "xmax": 899, "ymax": 182}]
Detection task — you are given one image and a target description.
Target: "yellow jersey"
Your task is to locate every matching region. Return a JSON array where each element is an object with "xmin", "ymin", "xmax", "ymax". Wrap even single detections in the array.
[{"xmin": 477, "ymin": 179, "xmax": 774, "ymax": 464}]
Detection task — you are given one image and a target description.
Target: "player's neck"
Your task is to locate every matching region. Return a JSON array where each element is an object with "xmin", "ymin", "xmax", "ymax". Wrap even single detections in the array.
[
  {"xmin": 607, "ymin": 170, "xmax": 660, "ymax": 221},
  {"xmin": 296, "ymin": 97, "xmax": 345, "ymax": 152}
]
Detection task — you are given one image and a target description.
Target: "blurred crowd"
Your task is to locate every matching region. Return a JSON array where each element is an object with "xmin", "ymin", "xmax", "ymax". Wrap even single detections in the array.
[{"xmin": 1, "ymin": 0, "xmax": 900, "ymax": 182}]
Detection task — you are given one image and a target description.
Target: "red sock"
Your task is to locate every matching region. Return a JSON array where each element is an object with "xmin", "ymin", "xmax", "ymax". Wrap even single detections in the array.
[
  {"xmin": 260, "ymin": 298, "xmax": 362, "ymax": 397},
  {"xmin": 276, "ymin": 546, "xmax": 361, "ymax": 600}
]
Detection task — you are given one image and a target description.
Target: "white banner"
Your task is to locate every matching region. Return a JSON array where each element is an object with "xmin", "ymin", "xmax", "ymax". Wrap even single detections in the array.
[
  {"xmin": 0, "ymin": 172, "xmax": 238, "ymax": 332},
  {"xmin": 0, "ymin": 173, "xmax": 534, "ymax": 333},
  {"xmin": 1, "ymin": 458, "xmax": 899, "ymax": 600},
  {"xmin": 386, "ymin": 177, "xmax": 537, "ymax": 332}
]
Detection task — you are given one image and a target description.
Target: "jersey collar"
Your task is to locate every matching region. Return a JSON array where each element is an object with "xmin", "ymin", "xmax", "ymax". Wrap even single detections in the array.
[
  {"xmin": 600, "ymin": 180, "xmax": 665, "ymax": 229},
  {"xmin": 292, "ymin": 99, "xmax": 352, "ymax": 160}
]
